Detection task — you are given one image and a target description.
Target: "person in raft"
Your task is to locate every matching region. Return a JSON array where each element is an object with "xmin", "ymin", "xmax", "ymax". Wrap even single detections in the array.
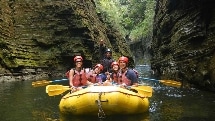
[
  {"xmin": 117, "ymin": 56, "xmax": 138, "ymax": 87},
  {"xmin": 66, "ymin": 55, "xmax": 93, "ymax": 91},
  {"xmin": 87, "ymin": 64, "xmax": 107, "ymax": 85},
  {"xmin": 104, "ymin": 61, "xmax": 120, "ymax": 85},
  {"xmin": 99, "ymin": 39, "xmax": 114, "ymax": 74}
]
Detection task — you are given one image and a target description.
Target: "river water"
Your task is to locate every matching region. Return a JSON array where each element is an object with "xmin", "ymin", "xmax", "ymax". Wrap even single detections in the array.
[{"xmin": 0, "ymin": 66, "xmax": 215, "ymax": 121}]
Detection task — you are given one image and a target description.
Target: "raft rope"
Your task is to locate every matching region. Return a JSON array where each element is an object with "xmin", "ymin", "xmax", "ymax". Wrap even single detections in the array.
[{"xmin": 96, "ymin": 92, "xmax": 106, "ymax": 119}]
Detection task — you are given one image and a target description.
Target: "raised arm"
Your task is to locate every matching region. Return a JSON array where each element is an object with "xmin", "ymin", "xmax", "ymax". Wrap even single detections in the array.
[{"xmin": 99, "ymin": 39, "xmax": 106, "ymax": 60}]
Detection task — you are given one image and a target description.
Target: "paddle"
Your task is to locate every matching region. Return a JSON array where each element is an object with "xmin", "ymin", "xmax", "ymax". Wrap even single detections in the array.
[
  {"xmin": 46, "ymin": 85, "xmax": 70, "ymax": 96},
  {"xmin": 32, "ymin": 78, "xmax": 68, "ymax": 87},
  {"xmin": 46, "ymin": 85, "xmax": 153, "ymax": 97},
  {"xmin": 159, "ymin": 80, "xmax": 181, "ymax": 87},
  {"xmin": 129, "ymin": 86, "xmax": 153, "ymax": 97},
  {"xmin": 140, "ymin": 77, "xmax": 181, "ymax": 88}
]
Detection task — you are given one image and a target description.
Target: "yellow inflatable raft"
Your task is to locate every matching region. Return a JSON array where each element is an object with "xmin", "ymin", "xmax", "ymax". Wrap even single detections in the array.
[{"xmin": 59, "ymin": 86, "xmax": 150, "ymax": 116}]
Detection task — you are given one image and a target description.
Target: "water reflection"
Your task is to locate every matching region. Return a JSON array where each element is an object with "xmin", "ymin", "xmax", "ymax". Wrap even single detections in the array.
[
  {"xmin": 60, "ymin": 113, "xmax": 149, "ymax": 121},
  {"xmin": 0, "ymin": 81, "xmax": 61, "ymax": 121}
]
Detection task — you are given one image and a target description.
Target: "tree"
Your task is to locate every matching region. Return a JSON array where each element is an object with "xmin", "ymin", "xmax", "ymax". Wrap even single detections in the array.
[{"xmin": 94, "ymin": 0, "xmax": 156, "ymax": 41}]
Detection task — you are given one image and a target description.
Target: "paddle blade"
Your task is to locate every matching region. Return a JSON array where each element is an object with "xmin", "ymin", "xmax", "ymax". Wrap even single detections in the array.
[
  {"xmin": 32, "ymin": 80, "xmax": 51, "ymax": 87},
  {"xmin": 46, "ymin": 85, "xmax": 70, "ymax": 96},
  {"xmin": 159, "ymin": 80, "xmax": 182, "ymax": 88},
  {"xmin": 131, "ymin": 86, "xmax": 153, "ymax": 97}
]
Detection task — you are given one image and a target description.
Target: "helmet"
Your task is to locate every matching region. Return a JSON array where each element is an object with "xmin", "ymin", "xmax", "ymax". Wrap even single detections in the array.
[
  {"xmin": 95, "ymin": 64, "xmax": 104, "ymax": 71},
  {"xmin": 74, "ymin": 56, "xmax": 83, "ymax": 62},
  {"xmin": 111, "ymin": 61, "xmax": 119, "ymax": 67},
  {"xmin": 105, "ymin": 48, "xmax": 112, "ymax": 53},
  {"xmin": 118, "ymin": 56, "xmax": 128, "ymax": 63}
]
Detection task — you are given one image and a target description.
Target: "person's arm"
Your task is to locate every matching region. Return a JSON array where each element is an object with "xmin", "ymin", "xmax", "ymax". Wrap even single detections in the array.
[
  {"xmin": 132, "ymin": 82, "xmax": 138, "ymax": 87},
  {"xmin": 69, "ymin": 69, "xmax": 75, "ymax": 87},
  {"xmin": 99, "ymin": 40, "xmax": 106, "ymax": 60},
  {"xmin": 127, "ymin": 70, "xmax": 138, "ymax": 86}
]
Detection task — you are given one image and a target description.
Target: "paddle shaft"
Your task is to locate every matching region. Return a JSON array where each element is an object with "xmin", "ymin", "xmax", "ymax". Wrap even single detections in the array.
[
  {"xmin": 140, "ymin": 77, "xmax": 181, "ymax": 87},
  {"xmin": 129, "ymin": 86, "xmax": 152, "ymax": 97},
  {"xmin": 46, "ymin": 85, "xmax": 88, "ymax": 96},
  {"xmin": 32, "ymin": 78, "xmax": 68, "ymax": 87}
]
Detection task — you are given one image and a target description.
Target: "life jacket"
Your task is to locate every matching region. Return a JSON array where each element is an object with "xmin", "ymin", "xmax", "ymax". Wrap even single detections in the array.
[
  {"xmin": 117, "ymin": 69, "xmax": 131, "ymax": 86},
  {"xmin": 66, "ymin": 68, "xmax": 88, "ymax": 87},
  {"xmin": 86, "ymin": 71, "xmax": 97, "ymax": 83}
]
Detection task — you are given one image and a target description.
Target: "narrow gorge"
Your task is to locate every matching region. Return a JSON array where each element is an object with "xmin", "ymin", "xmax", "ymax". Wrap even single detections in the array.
[{"xmin": 0, "ymin": 0, "xmax": 214, "ymax": 91}]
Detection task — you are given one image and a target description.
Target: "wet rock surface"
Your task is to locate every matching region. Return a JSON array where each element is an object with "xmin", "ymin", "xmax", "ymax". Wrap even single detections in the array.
[
  {"xmin": 0, "ymin": 0, "xmax": 132, "ymax": 81},
  {"xmin": 151, "ymin": 0, "xmax": 215, "ymax": 91}
]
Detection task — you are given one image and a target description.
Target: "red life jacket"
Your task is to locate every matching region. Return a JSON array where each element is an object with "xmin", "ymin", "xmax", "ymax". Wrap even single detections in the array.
[
  {"xmin": 66, "ymin": 68, "xmax": 91, "ymax": 78},
  {"xmin": 66, "ymin": 69, "xmax": 88, "ymax": 87},
  {"xmin": 87, "ymin": 71, "xmax": 97, "ymax": 83},
  {"xmin": 117, "ymin": 70, "xmax": 131, "ymax": 86}
]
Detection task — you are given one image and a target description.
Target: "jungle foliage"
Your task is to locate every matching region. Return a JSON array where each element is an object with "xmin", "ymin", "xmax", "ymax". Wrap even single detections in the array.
[{"xmin": 94, "ymin": 0, "xmax": 155, "ymax": 41}]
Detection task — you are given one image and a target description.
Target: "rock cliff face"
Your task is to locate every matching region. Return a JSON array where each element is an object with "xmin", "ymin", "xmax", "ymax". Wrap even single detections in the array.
[
  {"xmin": 152, "ymin": 0, "xmax": 215, "ymax": 91},
  {"xmin": 0, "ymin": 0, "xmax": 132, "ymax": 82}
]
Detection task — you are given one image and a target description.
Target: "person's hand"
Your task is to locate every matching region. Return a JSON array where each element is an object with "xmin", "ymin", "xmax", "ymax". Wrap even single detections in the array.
[
  {"xmin": 105, "ymin": 79, "xmax": 111, "ymax": 83},
  {"xmin": 97, "ymin": 82, "xmax": 103, "ymax": 86},
  {"xmin": 132, "ymin": 83, "xmax": 138, "ymax": 87},
  {"xmin": 119, "ymin": 83, "xmax": 127, "ymax": 88},
  {"xmin": 77, "ymin": 87, "xmax": 84, "ymax": 91},
  {"xmin": 71, "ymin": 86, "xmax": 77, "ymax": 92},
  {"xmin": 100, "ymin": 39, "xmax": 104, "ymax": 45},
  {"xmin": 88, "ymin": 84, "xmax": 94, "ymax": 87},
  {"xmin": 93, "ymin": 83, "xmax": 102, "ymax": 86},
  {"xmin": 103, "ymin": 81, "xmax": 112, "ymax": 86}
]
